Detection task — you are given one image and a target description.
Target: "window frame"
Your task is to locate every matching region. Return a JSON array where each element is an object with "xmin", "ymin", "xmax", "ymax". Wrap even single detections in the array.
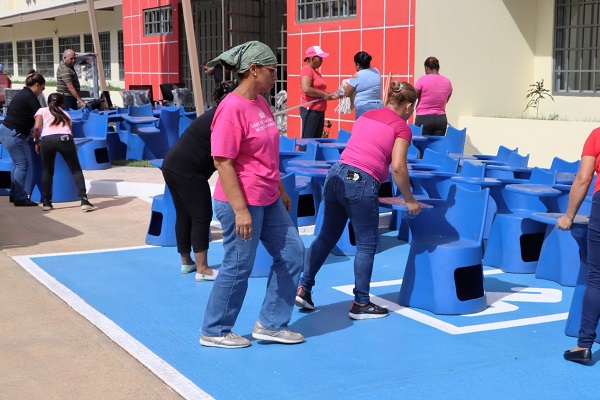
[
  {"xmin": 144, "ymin": 6, "xmax": 173, "ymax": 36},
  {"xmin": 297, "ymin": 0, "xmax": 357, "ymax": 23}
]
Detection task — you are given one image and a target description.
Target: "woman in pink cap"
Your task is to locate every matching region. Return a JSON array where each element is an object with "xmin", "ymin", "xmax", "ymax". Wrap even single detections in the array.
[{"xmin": 299, "ymin": 45, "xmax": 339, "ymax": 138}]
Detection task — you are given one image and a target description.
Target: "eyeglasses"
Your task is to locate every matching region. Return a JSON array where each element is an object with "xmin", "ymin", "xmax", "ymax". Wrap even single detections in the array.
[{"xmin": 260, "ymin": 65, "xmax": 277, "ymax": 75}]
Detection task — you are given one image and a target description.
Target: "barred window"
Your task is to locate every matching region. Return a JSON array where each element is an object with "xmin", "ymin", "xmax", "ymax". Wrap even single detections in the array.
[
  {"xmin": 297, "ymin": 0, "xmax": 356, "ymax": 22},
  {"xmin": 144, "ymin": 6, "xmax": 173, "ymax": 36},
  {"xmin": 84, "ymin": 32, "xmax": 112, "ymax": 79},
  {"xmin": 118, "ymin": 30, "xmax": 124, "ymax": 81},
  {"xmin": 35, "ymin": 38, "xmax": 54, "ymax": 78},
  {"xmin": 0, "ymin": 42, "xmax": 14, "ymax": 74},
  {"xmin": 59, "ymin": 35, "xmax": 81, "ymax": 55},
  {"xmin": 16, "ymin": 40, "xmax": 33, "ymax": 76},
  {"xmin": 554, "ymin": 0, "xmax": 600, "ymax": 94}
]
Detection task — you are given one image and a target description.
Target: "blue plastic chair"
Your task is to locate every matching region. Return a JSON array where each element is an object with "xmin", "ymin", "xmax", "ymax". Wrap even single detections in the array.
[
  {"xmin": 483, "ymin": 167, "xmax": 561, "ymax": 274},
  {"xmin": 280, "ymin": 135, "xmax": 297, "ymax": 151},
  {"xmin": 157, "ymin": 107, "xmax": 180, "ymax": 150},
  {"xmin": 145, "ymin": 159, "xmax": 177, "ymax": 246},
  {"xmin": 117, "ymin": 104, "xmax": 163, "ymax": 160},
  {"xmin": 251, "ymin": 172, "xmax": 299, "ymax": 277},
  {"xmin": 549, "ymin": 157, "xmax": 580, "ymax": 173},
  {"xmin": 78, "ymin": 112, "xmax": 111, "ymax": 170},
  {"xmin": 337, "ymin": 129, "xmax": 351, "ymax": 143},
  {"xmin": 0, "ymin": 143, "xmax": 12, "ymax": 196},
  {"xmin": 399, "ymin": 185, "xmax": 490, "ymax": 314}
]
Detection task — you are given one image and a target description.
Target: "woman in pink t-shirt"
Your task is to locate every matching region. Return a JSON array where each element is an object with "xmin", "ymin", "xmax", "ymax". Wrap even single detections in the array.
[
  {"xmin": 414, "ymin": 57, "xmax": 453, "ymax": 136},
  {"xmin": 200, "ymin": 41, "xmax": 305, "ymax": 349},
  {"xmin": 557, "ymin": 128, "xmax": 600, "ymax": 364},
  {"xmin": 299, "ymin": 45, "xmax": 339, "ymax": 138},
  {"xmin": 32, "ymin": 93, "xmax": 94, "ymax": 212},
  {"xmin": 296, "ymin": 81, "xmax": 421, "ymax": 320}
]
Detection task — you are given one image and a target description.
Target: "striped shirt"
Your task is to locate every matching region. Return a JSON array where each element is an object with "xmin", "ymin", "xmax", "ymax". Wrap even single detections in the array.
[{"xmin": 56, "ymin": 61, "xmax": 80, "ymax": 96}]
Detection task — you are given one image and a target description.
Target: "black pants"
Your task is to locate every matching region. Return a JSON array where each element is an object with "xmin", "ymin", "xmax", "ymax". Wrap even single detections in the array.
[
  {"xmin": 300, "ymin": 107, "xmax": 325, "ymax": 138},
  {"xmin": 414, "ymin": 114, "xmax": 448, "ymax": 136},
  {"xmin": 63, "ymin": 95, "xmax": 78, "ymax": 111},
  {"xmin": 40, "ymin": 135, "xmax": 87, "ymax": 201},
  {"xmin": 162, "ymin": 168, "xmax": 212, "ymax": 254}
]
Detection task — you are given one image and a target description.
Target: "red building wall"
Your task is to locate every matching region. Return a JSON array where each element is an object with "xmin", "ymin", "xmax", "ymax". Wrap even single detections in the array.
[
  {"xmin": 286, "ymin": 0, "xmax": 415, "ymax": 138},
  {"xmin": 122, "ymin": 0, "xmax": 181, "ymax": 101}
]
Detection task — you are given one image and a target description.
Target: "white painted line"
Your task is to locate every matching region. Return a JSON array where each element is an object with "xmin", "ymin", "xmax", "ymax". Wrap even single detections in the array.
[{"xmin": 13, "ymin": 255, "xmax": 214, "ymax": 400}]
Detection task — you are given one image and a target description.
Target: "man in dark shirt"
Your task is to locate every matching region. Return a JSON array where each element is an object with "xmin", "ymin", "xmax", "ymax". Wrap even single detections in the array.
[{"xmin": 56, "ymin": 49, "xmax": 86, "ymax": 110}]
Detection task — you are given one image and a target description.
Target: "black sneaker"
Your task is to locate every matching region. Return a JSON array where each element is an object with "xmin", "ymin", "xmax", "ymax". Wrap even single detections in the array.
[
  {"xmin": 349, "ymin": 301, "xmax": 389, "ymax": 320},
  {"xmin": 42, "ymin": 201, "xmax": 53, "ymax": 211},
  {"xmin": 295, "ymin": 286, "xmax": 315, "ymax": 310},
  {"xmin": 14, "ymin": 198, "xmax": 38, "ymax": 207},
  {"xmin": 80, "ymin": 197, "xmax": 95, "ymax": 212}
]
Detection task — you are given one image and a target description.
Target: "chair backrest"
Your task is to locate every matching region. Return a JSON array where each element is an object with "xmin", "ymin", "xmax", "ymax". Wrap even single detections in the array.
[
  {"xmin": 158, "ymin": 107, "xmax": 181, "ymax": 148},
  {"xmin": 444, "ymin": 126, "xmax": 467, "ymax": 154},
  {"xmin": 420, "ymin": 148, "xmax": 445, "ymax": 165},
  {"xmin": 410, "ymin": 185, "xmax": 489, "ymax": 245},
  {"xmin": 129, "ymin": 85, "xmax": 154, "ymax": 105},
  {"xmin": 407, "ymin": 143, "xmax": 419, "ymax": 160},
  {"xmin": 549, "ymin": 157, "xmax": 580, "ymax": 172},
  {"xmin": 297, "ymin": 141, "xmax": 318, "ymax": 160},
  {"xmin": 280, "ymin": 135, "xmax": 296, "ymax": 151},
  {"xmin": 316, "ymin": 143, "xmax": 341, "ymax": 161},
  {"xmin": 496, "ymin": 145, "xmax": 518, "ymax": 162},
  {"xmin": 505, "ymin": 151, "xmax": 529, "ymax": 167},
  {"xmin": 460, "ymin": 160, "xmax": 485, "ymax": 178},
  {"xmin": 409, "ymin": 124, "xmax": 423, "ymax": 136},
  {"xmin": 128, "ymin": 103, "xmax": 154, "ymax": 117},
  {"xmin": 337, "ymin": 129, "xmax": 352, "ymax": 143},
  {"xmin": 439, "ymin": 154, "xmax": 460, "ymax": 173},
  {"xmin": 82, "ymin": 112, "xmax": 109, "ymax": 139},
  {"xmin": 529, "ymin": 167, "xmax": 557, "ymax": 185}
]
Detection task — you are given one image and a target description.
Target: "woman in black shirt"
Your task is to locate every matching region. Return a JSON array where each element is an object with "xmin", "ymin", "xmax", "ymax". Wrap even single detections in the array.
[
  {"xmin": 161, "ymin": 81, "xmax": 237, "ymax": 281},
  {"xmin": 0, "ymin": 70, "xmax": 45, "ymax": 206}
]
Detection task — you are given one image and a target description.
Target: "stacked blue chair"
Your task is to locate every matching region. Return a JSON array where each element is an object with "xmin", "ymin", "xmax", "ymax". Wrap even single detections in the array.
[
  {"xmin": 280, "ymin": 135, "xmax": 297, "ymax": 151},
  {"xmin": 337, "ymin": 129, "xmax": 351, "ymax": 143},
  {"xmin": 157, "ymin": 107, "xmax": 180, "ymax": 150},
  {"xmin": 118, "ymin": 104, "xmax": 163, "ymax": 160},
  {"xmin": 78, "ymin": 112, "xmax": 111, "ymax": 170},
  {"xmin": 178, "ymin": 106, "xmax": 196, "ymax": 137},
  {"xmin": 426, "ymin": 125, "xmax": 467, "ymax": 155},
  {"xmin": 399, "ymin": 185, "xmax": 490, "ymax": 314},
  {"xmin": 251, "ymin": 172, "xmax": 299, "ymax": 277},
  {"xmin": 145, "ymin": 159, "xmax": 177, "ymax": 246},
  {"xmin": 483, "ymin": 168, "xmax": 561, "ymax": 273}
]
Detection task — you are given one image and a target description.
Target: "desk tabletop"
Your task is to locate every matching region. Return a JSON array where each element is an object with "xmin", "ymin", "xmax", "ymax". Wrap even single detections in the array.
[
  {"xmin": 531, "ymin": 212, "xmax": 589, "ymax": 226},
  {"xmin": 450, "ymin": 176, "xmax": 502, "ymax": 186},
  {"xmin": 505, "ymin": 183, "xmax": 562, "ymax": 196},
  {"xmin": 486, "ymin": 164, "xmax": 532, "ymax": 173},
  {"xmin": 121, "ymin": 115, "xmax": 158, "ymax": 124},
  {"xmin": 378, "ymin": 197, "xmax": 434, "ymax": 211}
]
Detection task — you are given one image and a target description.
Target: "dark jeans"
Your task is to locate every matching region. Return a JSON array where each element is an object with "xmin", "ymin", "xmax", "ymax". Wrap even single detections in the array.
[
  {"xmin": 63, "ymin": 95, "xmax": 78, "ymax": 111},
  {"xmin": 162, "ymin": 168, "xmax": 212, "ymax": 254},
  {"xmin": 40, "ymin": 135, "xmax": 87, "ymax": 201},
  {"xmin": 300, "ymin": 107, "xmax": 325, "ymax": 139},
  {"xmin": 414, "ymin": 114, "xmax": 448, "ymax": 136},
  {"xmin": 579, "ymin": 190, "xmax": 600, "ymax": 348},
  {"xmin": 0, "ymin": 124, "xmax": 29, "ymax": 200},
  {"xmin": 300, "ymin": 162, "xmax": 381, "ymax": 304}
]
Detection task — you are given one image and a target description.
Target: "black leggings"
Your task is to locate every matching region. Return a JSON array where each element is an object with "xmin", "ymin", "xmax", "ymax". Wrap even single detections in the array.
[
  {"xmin": 40, "ymin": 135, "xmax": 87, "ymax": 201},
  {"xmin": 162, "ymin": 168, "xmax": 212, "ymax": 254},
  {"xmin": 414, "ymin": 114, "xmax": 448, "ymax": 136}
]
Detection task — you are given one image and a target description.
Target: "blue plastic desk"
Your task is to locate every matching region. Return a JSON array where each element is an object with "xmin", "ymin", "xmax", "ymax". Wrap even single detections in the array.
[
  {"xmin": 287, "ymin": 159, "xmax": 331, "ymax": 169},
  {"xmin": 411, "ymin": 135, "xmax": 443, "ymax": 155}
]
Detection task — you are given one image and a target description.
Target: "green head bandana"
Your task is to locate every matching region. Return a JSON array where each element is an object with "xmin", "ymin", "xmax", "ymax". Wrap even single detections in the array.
[{"xmin": 207, "ymin": 41, "xmax": 277, "ymax": 74}]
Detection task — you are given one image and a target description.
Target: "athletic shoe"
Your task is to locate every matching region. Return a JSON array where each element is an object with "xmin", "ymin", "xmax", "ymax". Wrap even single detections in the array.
[
  {"xmin": 14, "ymin": 198, "xmax": 37, "ymax": 207},
  {"xmin": 200, "ymin": 333, "xmax": 250, "ymax": 349},
  {"xmin": 181, "ymin": 264, "xmax": 197, "ymax": 274},
  {"xmin": 349, "ymin": 301, "xmax": 389, "ymax": 320},
  {"xmin": 80, "ymin": 197, "xmax": 95, "ymax": 212},
  {"xmin": 42, "ymin": 201, "xmax": 53, "ymax": 211},
  {"xmin": 251, "ymin": 321, "xmax": 304, "ymax": 344},
  {"xmin": 295, "ymin": 286, "xmax": 315, "ymax": 310}
]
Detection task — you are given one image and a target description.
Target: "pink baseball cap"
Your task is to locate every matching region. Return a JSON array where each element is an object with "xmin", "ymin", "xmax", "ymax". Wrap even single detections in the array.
[{"xmin": 305, "ymin": 45, "xmax": 329, "ymax": 59}]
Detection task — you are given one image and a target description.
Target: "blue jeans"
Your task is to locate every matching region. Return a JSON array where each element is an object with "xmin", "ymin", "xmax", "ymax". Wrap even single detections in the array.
[
  {"xmin": 355, "ymin": 101, "xmax": 383, "ymax": 120},
  {"xmin": 0, "ymin": 124, "xmax": 29, "ymax": 200},
  {"xmin": 300, "ymin": 162, "xmax": 381, "ymax": 304},
  {"xmin": 579, "ymin": 191, "xmax": 600, "ymax": 348},
  {"xmin": 300, "ymin": 107, "xmax": 325, "ymax": 139},
  {"xmin": 202, "ymin": 198, "xmax": 305, "ymax": 336}
]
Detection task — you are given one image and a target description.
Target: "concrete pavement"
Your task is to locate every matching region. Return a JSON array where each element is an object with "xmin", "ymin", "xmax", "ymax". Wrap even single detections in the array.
[{"xmin": 0, "ymin": 166, "xmax": 188, "ymax": 400}]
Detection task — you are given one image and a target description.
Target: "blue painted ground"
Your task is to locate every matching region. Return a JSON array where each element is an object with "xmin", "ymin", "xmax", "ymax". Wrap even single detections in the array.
[{"xmin": 30, "ymin": 231, "xmax": 598, "ymax": 399}]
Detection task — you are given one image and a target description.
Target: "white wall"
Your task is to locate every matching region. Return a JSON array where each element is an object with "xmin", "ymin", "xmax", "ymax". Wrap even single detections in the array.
[{"xmin": 415, "ymin": 0, "xmax": 600, "ymax": 124}]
